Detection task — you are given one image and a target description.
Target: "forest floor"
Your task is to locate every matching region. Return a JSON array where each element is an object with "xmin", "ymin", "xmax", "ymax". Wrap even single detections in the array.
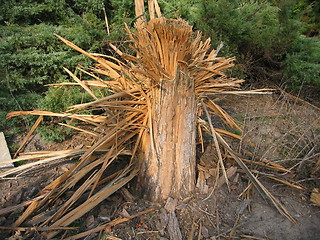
[{"xmin": 0, "ymin": 90, "xmax": 319, "ymax": 240}]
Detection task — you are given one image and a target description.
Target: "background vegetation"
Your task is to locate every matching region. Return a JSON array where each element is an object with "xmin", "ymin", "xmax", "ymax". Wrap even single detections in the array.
[{"xmin": 0, "ymin": 0, "xmax": 319, "ymax": 141}]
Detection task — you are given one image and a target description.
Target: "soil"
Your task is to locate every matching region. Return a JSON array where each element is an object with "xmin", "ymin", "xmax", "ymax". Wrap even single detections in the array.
[{"xmin": 0, "ymin": 91, "xmax": 319, "ymax": 240}]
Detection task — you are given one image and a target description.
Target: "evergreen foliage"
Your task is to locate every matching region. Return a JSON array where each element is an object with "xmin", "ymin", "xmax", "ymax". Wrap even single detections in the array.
[
  {"xmin": 0, "ymin": 0, "xmax": 108, "ymax": 134},
  {"xmin": 294, "ymin": 0, "xmax": 320, "ymax": 36},
  {"xmin": 167, "ymin": 0, "xmax": 319, "ymax": 91},
  {"xmin": 0, "ymin": 0, "xmax": 319, "ymax": 141},
  {"xmin": 175, "ymin": 1, "xmax": 300, "ymax": 78},
  {"xmin": 284, "ymin": 36, "xmax": 320, "ymax": 88}
]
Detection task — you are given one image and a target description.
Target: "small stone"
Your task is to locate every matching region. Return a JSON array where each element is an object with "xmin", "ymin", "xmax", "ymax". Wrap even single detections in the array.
[
  {"xmin": 15, "ymin": 191, "xmax": 23, "ymax": 204},
  {"xmin": 85, "ymin": 215, "xmax": 95, "ymax": 229},
  {"xmin": 164, "ymin": 197, "xmax": 177, "ymax": 212},
  {"xmin": 98, "ymin": 207, "xmax": 111, "ymax": 222},
  {"xmin": 0, "ymin": 132, "xmax": 14, "ymax": 169},
  {"xmin": 26, "ymin": 187, "xmax": 38, "ymax": 199},
  {"xmin": 202, "ymin": 226, "xmax": 209, "ymax": 238},
  {"xmin": 120, "ymin": 208, "xmax": 130, "ymax": 218}
]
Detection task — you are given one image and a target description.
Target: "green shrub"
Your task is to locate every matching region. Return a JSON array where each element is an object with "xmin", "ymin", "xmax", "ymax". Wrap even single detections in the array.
[
  {"xmin": 174, "ymin": 0, "xmax": 320, "ymax": 93},
  {"xmin": 294, "ymin": 0, "xmax": 320, "ymax": 36},
  {"xmin": 178, "ymin": 0, "xmax": 304, "ymax": 79},
  {"xmin": 38, "ymin": 86, "xmax": 92, "ymax": 113},
  {"xmin": 36, "ymin": 86, "xmax": 91, "ymax": 142},
  {"xmin": 284, "ymin": 36, "xmax": 320, "ymax": 89},
  {"xmin": 37, "ymin": 124, "xmax": 71, "ymax": 143},
  {"xmin": 0, "ymin": 0, "xmax": 108, "ymax": 134},
  {"xmin": 0, "ymin": 0, "xmax": 138, "ymax": 140},
  {"xmin": 36, "ymin": 84, "xmax": 111, "ymax": 142}
]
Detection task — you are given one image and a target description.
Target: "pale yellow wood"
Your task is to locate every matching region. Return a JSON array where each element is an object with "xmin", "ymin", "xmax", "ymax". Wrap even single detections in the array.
[
  {"xmin": 135, "ymin": 0, "xmax": 145, "ymax": 28},
  {"xmin": 139, "ymin": 68, "xmax": 196, "ymax": 201},
  {"xmin": 148, "ymin": 0, "xmax": 155, "ymax": 19}
]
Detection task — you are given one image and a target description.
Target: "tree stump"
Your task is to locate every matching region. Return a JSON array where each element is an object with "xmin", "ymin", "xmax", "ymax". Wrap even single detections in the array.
[{"xmin": 139, "ymin": 67, "xmax": 196, "ymax": 201}]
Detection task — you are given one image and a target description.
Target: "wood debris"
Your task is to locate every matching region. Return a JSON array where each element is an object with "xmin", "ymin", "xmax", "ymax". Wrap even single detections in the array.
[
  {"xmin": 310, "ymin": 188, "xmax": 320, "ymax": 206},
  {"xmin": 0, "ymin": 0, "xmax": 300, "ymax": 238},
  {"xmin": 164, "ymin": 198, "xmax": 182, "ymax": 240}
]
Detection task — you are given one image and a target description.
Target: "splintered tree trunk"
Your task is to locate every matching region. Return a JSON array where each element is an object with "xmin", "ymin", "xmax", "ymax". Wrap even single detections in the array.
[{"xmin": 139, "ymin": 67, "xmax": 196, "ymax": 201}]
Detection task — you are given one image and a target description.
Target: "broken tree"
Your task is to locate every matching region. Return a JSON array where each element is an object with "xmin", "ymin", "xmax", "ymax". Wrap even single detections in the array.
[
  {"xmin": 1, "ymin": 1, "xmax": 296, "ymax": 239},
  {"xmin": 128, "ymin": 3, "xmax": 240, "ymax": 201}
]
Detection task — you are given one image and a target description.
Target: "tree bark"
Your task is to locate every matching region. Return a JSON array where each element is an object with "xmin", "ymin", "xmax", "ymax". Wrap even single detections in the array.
[{"xmin": 139, "ymin": 66, "xmax": 196, "ymax": 201}]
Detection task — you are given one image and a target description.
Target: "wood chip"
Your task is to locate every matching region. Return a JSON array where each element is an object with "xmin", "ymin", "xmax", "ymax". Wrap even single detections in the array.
[
  {"xmin": 163, "ymin": 198, "xmax": 182, "ymax": 240},
  {"xmin": 167, "ymin": 211, "xmax": 182, "ymax": 240},
  {"xmin": 120, "ymin": 188, "xmax": 135, "ymax": 202},
  {"xmin": 85, "ymin": 215, "xmax": 95, "ymax": 229},
  {"xmin": 196, "ymin": 171, "xmax": 209, "ymax": 194},
  {"xmin": 216, "ymin": 167, "xmax": 237, "ymax": 189},
  {"xmin": 164, "ymin": 197, "xmax": 177, "ymax": 213},
  {"xmin": 310, "ymin": 188, "xmax": 320, "ymax": 206},
  {"xmin": 0, "ymin": 132, "xmax": 14, "ymax": 169},
  {"xmin": 120, "ymin": 209, "xmax": 130, "ymax": 218},
  {"xmin": 236, "ymin": 199, "xmax": 251, "ymax": 215}
]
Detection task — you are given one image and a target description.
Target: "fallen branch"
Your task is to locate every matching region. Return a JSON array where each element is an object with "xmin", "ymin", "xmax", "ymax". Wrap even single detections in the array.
[{"xmin": 65, "ymin": 208, "xmax": 156, "ymax": 240}]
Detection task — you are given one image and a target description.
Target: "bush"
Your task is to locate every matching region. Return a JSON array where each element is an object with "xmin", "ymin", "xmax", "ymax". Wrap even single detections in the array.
[
  {"xmin": 294, "ymin": 0, "xmax": 320, "ymax": 36},
  {"xmin": 0, "ymin": 0, "xmax": 143, "ymax": 141},
  {"xmin": 0, "ymin": 0, "xmax": 108, "ymax": 134},
  {"xmin": 284, "ymin": 36, "xmax": 320, "ymax": 89},
  {"xmin": 36, "ymin": 84, "xmax": 111, "ymax": 142},
  {"xmin": 172, "ymin": 0, "xmax": 320, "ymax": 93},
  {"xmin": 35, "ymin": 85, "xmax": 93, "ymax": 142},
  {"xmin": 177, "ymin": 0, "xmax": 304, "ymax": 79}
]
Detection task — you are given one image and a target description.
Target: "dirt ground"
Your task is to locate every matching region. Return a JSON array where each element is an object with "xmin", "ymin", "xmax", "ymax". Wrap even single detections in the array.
[{"xmin": 0, "ymin": 91, "xmax": 319, "ymax": 240}]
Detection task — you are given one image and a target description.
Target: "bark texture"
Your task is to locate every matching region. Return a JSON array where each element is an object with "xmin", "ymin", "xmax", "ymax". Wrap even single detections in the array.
[{"xmin": 139, "ymin": 67, "xmax": 196, "ymax": 201}]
